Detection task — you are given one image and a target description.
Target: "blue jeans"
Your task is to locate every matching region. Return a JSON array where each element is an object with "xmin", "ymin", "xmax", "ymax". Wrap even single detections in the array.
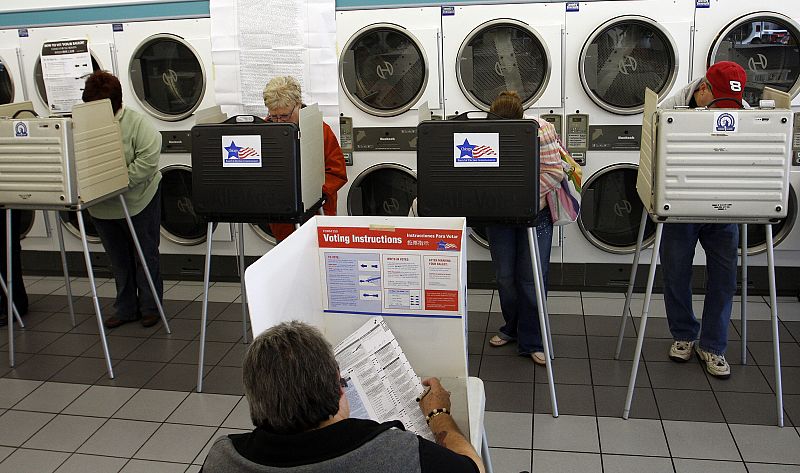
[
  {"xmin": 486, "ymin": 211, "xmax": 554, "ymax": 355},
  {"xmin": 660, "ymin": 223, "xmax": 738, "ymax": 355},
  {"xmin": 93, "ymin": 187, "xmax": 163, "ymax": 321}
]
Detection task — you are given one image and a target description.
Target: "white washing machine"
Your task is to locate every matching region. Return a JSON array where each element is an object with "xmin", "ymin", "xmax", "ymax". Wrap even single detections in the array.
[
  {"xmin": 442, "ymin": 2, "xmax": 566, "ymax": 263},
  {"xmin": 336, "ymin": 7, "xmax": 442, "ymax": 223},
  {"xmin": 561, "ymin": 0, "xmax": 694, "ymax": 266},
  {"xmin": 0, "ymin": 29, "xmax": 53, "ymax": 252},
  {"xmin": 113, "ymin": 18, "xmax": 235, "ymax": 256},
  {"xmin": 693, "ymin": 0, "xmax": 800, "ymax": 263}
]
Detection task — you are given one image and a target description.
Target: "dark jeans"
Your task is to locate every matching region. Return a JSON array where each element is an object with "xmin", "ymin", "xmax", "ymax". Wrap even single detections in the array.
[
  {"xmin": 0, "ymin": 210, "xmax": 28, "ymax": 314},
  {"xmin": 660, "ymin": 223, "xmax": 739, "ymax": 355},
  {"xmin": 93, "ymin": 188, "xmax": 163, "ymax": 321},
  {"xmin": 486, "ymin": 210, "xmax": 554, "ymax": 355}
]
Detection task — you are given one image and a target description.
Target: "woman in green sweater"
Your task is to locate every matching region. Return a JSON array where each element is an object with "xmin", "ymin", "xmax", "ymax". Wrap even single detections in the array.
[{"xmin": 82, "ymin": 71, "xmax": 164, "ymax": 329}]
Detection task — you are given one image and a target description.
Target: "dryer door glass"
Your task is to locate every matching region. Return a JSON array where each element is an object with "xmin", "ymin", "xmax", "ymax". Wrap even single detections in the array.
[
  {"xmin": 742, "ymin": 184, "xmax": 797, "ymax": 255},
  {"xmin": 251, "ymin": 222, "xmax": 277, "ymax": 246},
  {"xmin": 581, "ymin": 18, "xmax": 677, "ymax": 114},
  {"xmin": 347, "ymin": 165, "xmax": 417, "ymax": 216},
  {"xmin": 160, "ymin": 166, "xmax": 210, "ymax": 245},
  {"xmin": 0, "ymin": 60, "xmax": 13, "ymax": 105},
  {"xmin": 469, "ymin": 226, "xmax": 490, "ymax": 249},
  {"xmin": 59, "ymin": 210, "xmax": 102, "ymax": 244},
  {"xmin": 19, "ymin": 210, "xmax": 34, "ymax": 239},
  {"xmin": 340, "ymin": 25, "xmax": 427, "ymax": 117},
  {"xmin": 711, "ymin": 15, "xmax": 800, "ymax": 103},
  {"xmin": 34, "ymin": 55, "xmax": 101, "ymax": 107},
  {"xmin": 578, "ymin": 165, "xmax": 656, "ymax": 253},
  {"xmin": 130, "ymin": 35, "xmax": 205, "ymax": 121},
  {"xmin": 458, "ymin": 21, "xmax": 549, "ymax": 111}
]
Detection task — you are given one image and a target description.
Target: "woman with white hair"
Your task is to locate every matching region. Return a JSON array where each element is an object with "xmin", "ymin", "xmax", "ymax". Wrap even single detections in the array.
[{"xmin": 263, "ymin": 76, "xmax": 347, "ymax": 241}]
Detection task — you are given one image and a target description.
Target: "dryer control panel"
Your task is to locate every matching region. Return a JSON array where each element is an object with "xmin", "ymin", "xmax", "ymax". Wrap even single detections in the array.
[
  {"xmin": 793, "ymin": 112, "xmax": 800, "ymax": 167},
  {"xmin": 339, "ymin": 116, "xmax": 353, "ymax": 166},
  {"xmin": 540, "ymin": 113, "xmax": 563, "ymax": 139},
  {"xmin": 565, "ymin": 114, "xmax": 588, "ymax": 165}
]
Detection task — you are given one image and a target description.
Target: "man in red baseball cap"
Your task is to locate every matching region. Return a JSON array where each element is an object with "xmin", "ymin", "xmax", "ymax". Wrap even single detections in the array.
[{"xmin": 657, "ymin": 61, "xmax": 748, "ymax": 380}]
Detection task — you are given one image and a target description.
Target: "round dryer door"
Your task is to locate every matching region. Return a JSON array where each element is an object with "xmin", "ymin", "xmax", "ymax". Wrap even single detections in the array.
[
  {"xmin": 339, "ymin": 24, "xmax": 428, "ymax": 117},
  {"xmin": 710, "ymin": 13, "xmax": 800, "ymax": 103},
  {"xmin": 250, "ymin": 223, "xmax": 277, "ymax": 246},
  {"xmin": 469, "ymin": 226, "xmax": 490, "ymax": 249},
  {"xmin": 59, "ymin": 210, "xmax": 102, "ymax": 244},
  {"xmin": 580, "ymin": 16, "xmax": 678, "ymax": 115},
  {"xmin": 347, "ymin": 164, "xmax": 417, "ymax": 216},
  {"xmin": 0, "ymin": 59, "xmax": 14, "ymax": 105},
  {"xmin": 19, "ymin": 210, "xmax": 35, "ymax": 239},
  {"xmin": 741, "ymin": 184, "xmax": 797, "ymax": 255},
  {"xmin": 160, "ymin": 165, "xmax": 212, "ymax": 245},
  {"xmin": 34, "ymin": 55, "xmax": 101, "ymax": 108},
  {"xmin": 130, "ymin": 34, "xmax": 206, "ymax": 122},
  {"xmin": 578, "ymin": 164, "xmax": 656, "ymax": 254},
  {"xmin": 457, "ymin": 19, "xmax": 551, "ymax": 111}
]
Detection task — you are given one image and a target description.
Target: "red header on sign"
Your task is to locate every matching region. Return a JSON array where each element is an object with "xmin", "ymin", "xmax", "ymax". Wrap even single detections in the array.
[{"xmin": 318, "ymin": 227, "xmax": 462, "ymax": 251}]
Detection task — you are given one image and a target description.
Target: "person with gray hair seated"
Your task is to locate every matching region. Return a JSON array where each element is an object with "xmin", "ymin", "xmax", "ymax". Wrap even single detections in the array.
[{"xmin": 202, "ymin": 321, "xmax": 484, "ymax": 473}]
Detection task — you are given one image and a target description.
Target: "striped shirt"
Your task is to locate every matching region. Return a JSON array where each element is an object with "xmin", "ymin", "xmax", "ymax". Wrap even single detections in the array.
[{"xmin": 536, "ymin": 119, "xmax": 567, "ymax": 210}]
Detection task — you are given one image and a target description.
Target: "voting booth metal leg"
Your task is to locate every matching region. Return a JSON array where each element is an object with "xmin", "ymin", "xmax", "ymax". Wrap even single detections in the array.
[
  {"xmin": 237, "ymin": 223, "xmax": 249, "ymax": 344},
  {"xmin": 76, "ymin": 211, "xmax": 114, "ymax": 379},
  {"xmin": 740, "ymin": 224, "xmax": 748, "ymax": 365},
  {"xmin": 615, "ymin": 209, "xmax": 649, "ymax": 360},
  {"xmin": 55, "ymin": 211, "xmax": 76, "ymax": 327},
  {"xmin": 6, "ymin": 210, "xmax": 13, "ymax": 367},
  {"xmin": 0, "ymin": 273, "xmax": 23, "ymax": 328},
  {"xmin": 527, "ymin": 227, "xmax": 558, "ymax": 417},
  {"xmin": 623, "ymin": 222, "xmax": 663, "ymax": 419},
  {"xmin": 119, "ymin": 196, "xmax": 170, "ymax": 334},
  {"xmin": 197, "ymin": 222, "xmax": 215, "ymax": 393},
  {"xmin": 532, "ymin": 232, "xmax": 554, "ymax": 359},
  {"xmin": 765, "ymin": 225, "xmax": 784, "ymax": 427}
]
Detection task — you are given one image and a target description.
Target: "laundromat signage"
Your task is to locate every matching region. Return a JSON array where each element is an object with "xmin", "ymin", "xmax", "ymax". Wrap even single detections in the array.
[
  {"xmin": 222, "ymin": 135, "xmax": 262, "ymax": 167},
  {"xmin": 453, "ymin": 133, "xmax": 499, "ymax": 167}
]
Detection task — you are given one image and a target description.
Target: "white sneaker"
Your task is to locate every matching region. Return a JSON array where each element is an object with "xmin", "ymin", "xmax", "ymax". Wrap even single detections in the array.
[
  {"xmin": 696, "ymin": 346, "xmax": 731, "ymax": 379},
  {"xmin": 669, "ymin": 340, "xmax": 694, "ymax": 362}
]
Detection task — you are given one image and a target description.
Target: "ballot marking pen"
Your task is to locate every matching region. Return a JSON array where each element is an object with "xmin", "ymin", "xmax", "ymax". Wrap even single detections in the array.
[{"xmin": 416, "ymin": 386, "xmax": 431, "ymax": 403}]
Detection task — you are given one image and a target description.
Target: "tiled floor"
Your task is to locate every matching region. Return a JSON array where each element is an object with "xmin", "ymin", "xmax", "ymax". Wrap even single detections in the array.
[{"xmin": 2, "ymin": 276, "xmax": 800, "ymax": 472}]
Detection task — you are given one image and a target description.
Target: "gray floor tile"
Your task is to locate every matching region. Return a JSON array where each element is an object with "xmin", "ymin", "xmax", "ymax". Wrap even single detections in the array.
[
  {"xmin": 468, "ymin": 293, "xmax": 492, "ymax": 312},
  {"xmin": 48, "ymin": 357, "xmax": 108, "ymax": 385},
  {"xmin": 82, "ymin": 336, "xmax": 147, "ymax": 360},
  {"xmin": 0, "ymin": 410, "xmax": 55, "ymax": 446},
  {"xmin": 144, "ymin": 363, "xmax": 203, "ymax": 392},
  {"xmin": 663, "ymin": 420, "xmax": 741, "ymax": 461},
  {"xmin": 548, "ymin": 314, "xmax": 586, "ymax": 335},
  {"xmin": 479, "ymin": 355, "xmax": 535, "ymax": 383},
  {"xmin": 585, "ymin": 316, "xmax": 634, "ymax": 337},
  {"xmin": 647, "ymin": 361, "xmax": 711, "ymax": 390},
  {"xmin": 484, "ymin": 381, "xmax": 533, "ymax": 413},
  {"xmin": 217, "ymin": 342, "xmax": 246, "ymax": 368},
  {"xmin": 134, "ymin": 423, "xmax": 216, "ymax": 463},
  {"xmin": 0, "ymin": 448, "xmax": 69, "ymax": 473},
  {"xmin": 39, "ymin": 334, "xmax": 99, "ymax": 357},
  {"xmin": 782, "ymin": 395, "xmax": 800, "ymax": 427},
  {"xmin": 13, "ymin": 382, "xmax": 88, "ymax": 413},
  {"xmin": 548, "ymin": 297, "xmax": 584, "ymax": 316},
  {"xmin": 467, "ymin": 311, "xmax": 489, "ymax": 332},
  {"xmin": 30, "ymin": 313, "xmax": 90, "ymax": 334},
  {"xmin": 173, "ymin": 301, "xmax": 229, "ymax": 320},
  {"xmin": 199, "ymin": 365, "xmax": 244, "ymax": 396},
  {"xmin": 171, "ymin": 341, "xmax": 233, "ymax": 366},
  {"xmin": 749, "ymin": 342, "xmax": 800, "ymax": 367},
  {"xmin": 0, "ymin": 378, "xmax": 42, "ymax": 408},
  {"xmin": 488, "ymin": 447, "xmax": 531, "ymax": 473},
  {"xmin": 582, "ymin": 299, "xmax": 626, "ymax": 317},
  {"xmin": 114, "ymin": 389, "xmax": 189, "ymax": 422},
  {"xmin": 654, "ymin": 388, "xmax": 725, "ymax": 423},
  {"xmin": 730, "ymin": 423, "xmax": 800, "ymax": 464},
  {"xmin": 631, "ymin": 317, "xmax": 674, "ymax": 339},
  {"xmin": 594, "ymin": 385, "xmax": 660, "ymax": 420},
  {"xmin": 167, "ymin": 393, "xmax": 240, "ymax": 426},
  {"xmin": 597, "ymin": 417, "xmax": 670, "ymax": 456},
  {"xmin": 763, "ymin": 366, "xmax": 800, "ymax": 395},
  {"xmin": 125, "ymin": 339, "xmax": 191, "ymax": 363},
  {"xmin": 716, "ymin": 391, "xmax": 785, "ymax": 426},
  {"xmin": 150, "ymin": 318, "xmax": 201, "ymax": 341},
  {"xmin": 706, "ymin": 364, "xmax": 773, "ymax": 393},
  {"xmin": 745, "ymin": 463, "xmax": 800, "ymax": 472},
  {"xmin": 23, "ymin": 414, "xmax": 105, "ymax": 452},
  {"xmin": 468, "ymin": 331, "xmax": 485, "ymax": 355},
  {"xmin": 5, "ymin": 353, "xmax": 74, "ymax": 381},
  {"xmin": 94, "ymin": 360, "xmax": 165, "ymax": 389},
  {"xmin": 733, "ymin": 320, "xmax": 791, "ymax": 342},
  {"xmin": 531, "ymin": 450, "xmax": 601, "ymax": 473},
  {"xmin": 107, "ymin": 321, "xmax": 161, "ymax": 338},
  {"xmin": 203, "ymin": 321, "xmax": 243, "ymax": 343},
  {"xmin": 533, "ymin": 414, "xmax": 599, "ymax": 453},
  {"xmin": 119, "ymin": 459, "xmax": 188, "ymax": 473},
  {"xmin": 77, "ymin": 418, "xmax": 160, "ymax": 457},
  {"xmin": 534, "ymin": 383, "xmax": 595, "ymax": 417},
  {"xmin": 550, "ymin": 335, "xmax": 588, "ymax": 359},
  {"xmin": 468, "ymin": 354, "xmax": 480, "ymax": 377},
  {"xmin": 213, "ymin": 303, "xmax": 248, "ymax": 322},
  {"xmin": 481, "ymin": 334, "xmax": 520, "ymax": 356},
  {"xmin": 535, "ymin": 358, "xmax": 591, "ymax": 385},
  {"xmin": 589, "ymin": 359, "xmax": 649, "ymax": 387},
  {"xmin": 186, "ymin": 465, "xmax": 202, "ymax": 473},
  {"xmin": 54, "ymin": 453, "xmax": 127, "ymax": 473},
  {"xmin": 484, "ymin": 411, "xmax": 532, "ymax": 449},
  {"xmin": 672, "ymin": 458, "xmax": 747, "ymax": 473},
  {"xmin": 0, "ymin": 446, "xmax": 12, "ymax": 463},
  {"xmin": 63, "ymin": 385, "xmax": 137, "ymax": 417},
  {"xmin": 221, "ymin": 397, "xmax": 252, "ymax": 430},
  {"xmin": 601, "ymin": 454, "xmax": 674, "ymax": 473},
  {"xmin": 487, "ymin": 313, "xmax": 504, "ymax": 334}
]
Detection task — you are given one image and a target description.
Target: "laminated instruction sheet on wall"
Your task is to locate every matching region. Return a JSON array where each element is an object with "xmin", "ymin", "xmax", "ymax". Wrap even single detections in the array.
[
  {"xmin": 318, "ymin": 226, "xmax": 463, "ymax": 316},
  {"xmin": 334, "ymin": 316, "xmax": 434, "ymax": 440}
]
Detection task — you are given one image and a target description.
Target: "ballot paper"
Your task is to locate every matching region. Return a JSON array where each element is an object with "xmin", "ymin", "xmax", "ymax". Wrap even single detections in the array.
[{"xmin": 334, "ymin": 316, "xmax": 434, "ymax": 440}]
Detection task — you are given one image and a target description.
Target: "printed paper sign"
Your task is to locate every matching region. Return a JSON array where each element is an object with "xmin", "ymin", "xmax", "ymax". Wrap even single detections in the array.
[
  {"xmin": 222, "ymin": 135, "xmax": 262, "ymax": 167},
  {"xmin": 453, "ymin": 132, "xmax": 499, "ymax": 167},
  {"xmin": 40, "ymin": 39, "xmax": 92, "ymax": 114},
  {"xmin": 714, "ymin": 112, "xmax": 738, "ymax": 133}
]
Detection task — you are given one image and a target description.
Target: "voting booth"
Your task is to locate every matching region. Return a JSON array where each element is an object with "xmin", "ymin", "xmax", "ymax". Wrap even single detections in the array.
[
  {"xmin": 0, "ymin": 99, "xmax": 169, "ymax": 377},
  {"xmin": 191, "ymin": 106, "xmax": 326, "ymax": 392},
  {"xmin": 244, "ymin": 216, "xmax": 492, "ymax": 469},
  {"xmin": 618, "ymin": 88, "xmax": 793, "ymax": 426}
]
